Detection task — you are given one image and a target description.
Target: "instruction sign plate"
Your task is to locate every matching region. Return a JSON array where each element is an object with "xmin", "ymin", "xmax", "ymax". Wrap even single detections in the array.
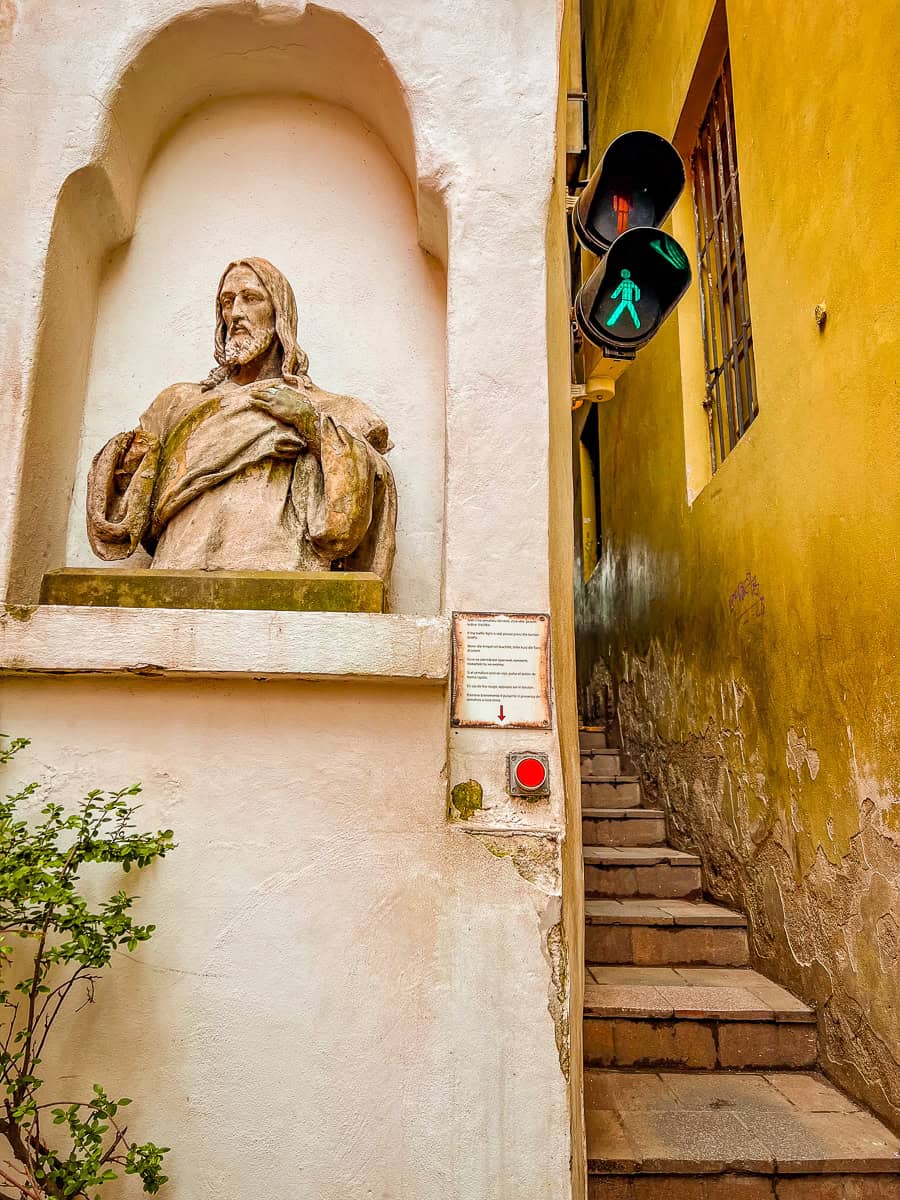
[{"xmin": 450, "ymin": 612, "xmax": 551, "ymax": 729}]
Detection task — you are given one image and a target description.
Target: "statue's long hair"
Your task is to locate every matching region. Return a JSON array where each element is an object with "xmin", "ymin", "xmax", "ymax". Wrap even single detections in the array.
[{"xmin": 200, "ymin": 257, "xmax": 310, "ymax": 391}]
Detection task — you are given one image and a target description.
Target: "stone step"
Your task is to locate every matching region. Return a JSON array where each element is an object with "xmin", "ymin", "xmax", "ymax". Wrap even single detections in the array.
[
  {"xmin": 583, "ymin": 777, "xmax": 642, "ymax": 807},
  {"xmin": 581, "ymin": 749, "xmax": 625, "ymax": 778},
  {"xmin": 586, "ymin": 1069, "xmax": 900, "ymax": 1197},
  {"xmin": 580, "ymin": 727, "xmax": 610, "ymax": 750},
  {"xmin": 583, "ymin": 966, "xmax": 816, "ymax": 1071},
  {"xmin": 585, "ymin": 898, "xmax": 749, "ymax": 965},
  {"xmin": 584, "ymin": 845, "xmax": 702, "ymax": 900},
  {"xmin": 582, "ymin": 808, "xmax": 667, "ymax": 848}
]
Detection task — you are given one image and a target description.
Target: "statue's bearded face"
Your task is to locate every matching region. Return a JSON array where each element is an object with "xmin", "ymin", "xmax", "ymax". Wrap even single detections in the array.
[{"xmin": 219, "ymin": 265, "xmax": 276, "ymax": 367}]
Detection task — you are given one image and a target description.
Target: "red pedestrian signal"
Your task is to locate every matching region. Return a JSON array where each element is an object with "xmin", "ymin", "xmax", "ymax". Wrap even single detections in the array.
[{"xmin": 613, "ymin": 193, "xmax": 632, "ymax": 235}]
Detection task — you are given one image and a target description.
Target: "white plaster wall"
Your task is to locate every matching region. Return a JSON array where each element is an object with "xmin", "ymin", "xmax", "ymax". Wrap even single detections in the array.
[
  {"xmin": 0, "ymin": 2, "xmax": 576, "ymax": 1196},
  {"xmin": 0, "ymin": 0, "xmax": 569, "ymax": 809},
  {"xmin": 64, "ymin": 96, "xmax": 446, "ymax": 616},
  {"xmin": 2, "ymin": 679, "xmax": 569, "ymax": 1200},
  {"xmin": 0, "ymin": 0, "xmax": 563, "ymax": 616}
]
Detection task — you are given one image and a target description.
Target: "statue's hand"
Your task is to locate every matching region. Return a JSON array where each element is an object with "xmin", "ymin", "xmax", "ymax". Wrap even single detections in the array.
[
  {"xmin": 250, "ymin": 384, "xmax": 320, "ymax": 455},
  {"xmin": 118, "ymin": 428, "xmax": 154, "ymax": 478}
]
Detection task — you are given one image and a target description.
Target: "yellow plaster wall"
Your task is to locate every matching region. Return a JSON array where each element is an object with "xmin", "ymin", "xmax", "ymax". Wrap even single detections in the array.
[{"xmin": 579, "ymin": 0, "xmax": 900, "ymax": 1128}]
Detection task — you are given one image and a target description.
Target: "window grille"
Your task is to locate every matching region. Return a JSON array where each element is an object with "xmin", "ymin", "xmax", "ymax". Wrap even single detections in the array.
[{"xmin": 690, "ymin": 55, "xmax": 757, "ymax": 472}]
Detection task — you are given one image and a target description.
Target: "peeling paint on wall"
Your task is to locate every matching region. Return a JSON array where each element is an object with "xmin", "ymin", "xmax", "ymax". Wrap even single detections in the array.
[
  {"xmin": 475, "ymin": 832, "xmax": 562, "ymax": 895},
  {"xmin": 544, "ymin": 919, "xmax": 571, "ymax": 1080},
  {"xmin": 786, "ymin": 728, "xmax": 821, "ymax": 782},
  {"xmin": 464, "ymin": 829, "xmax": 570, "ymax": 1077}
]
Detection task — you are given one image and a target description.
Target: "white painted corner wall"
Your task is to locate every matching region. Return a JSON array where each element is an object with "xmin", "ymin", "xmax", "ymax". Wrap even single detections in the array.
[{"xmin": 0, "ymin": 1, "xmax": 574, "ymax": 1196}]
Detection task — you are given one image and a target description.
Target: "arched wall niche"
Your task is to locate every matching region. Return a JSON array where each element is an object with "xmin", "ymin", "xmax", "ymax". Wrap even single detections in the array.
[{"xmin": 8, "ymin": 3, "xmax": 448, "ymax": 612}]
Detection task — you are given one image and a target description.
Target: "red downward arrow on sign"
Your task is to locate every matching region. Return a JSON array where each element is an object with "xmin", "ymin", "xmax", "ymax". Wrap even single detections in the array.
[{"xmin": 498, "ymin": 705, "xmax": 506, "ymax": 721}]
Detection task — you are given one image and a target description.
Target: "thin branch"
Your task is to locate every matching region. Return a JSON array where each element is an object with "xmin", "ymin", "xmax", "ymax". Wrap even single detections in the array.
[
  {"xmin": 72, "ymin": 979, "xmax": 96, "ymax": 1016},
  {"xmin": 33, "ymin": 972, "xmax": 95, "ymax": 1065},
  {"xmin": 1, "ymin": 1105, "xmax": 37, "ymax": 1179},
  {"xmin": 17, "ymin": 925, "xmax": 52, "ymax": 1101},
  {"xmin": 19, "ymin": 836, "xmax": 84, "ymax": 1097},
  {"xmin": 0, "ymin": 1160, "xmax": 43, "ymax": 1200},
  {"xmin": 98, "ymin": 1126, "xmax": 128, "ymax": 1166},
  {"xmin": 30, "ymin": 1103, "xmax": 109, "ymax": 1113},
  {"xmin": 33, "ymin": 976, "xmax": 77, "ymax": 1030},
  {"xmin": 31, "ymin": 1113, "xmax": 40, "ymax": 1175},
  {"xmin": 1, "ymin": 1002, "xmax": 20, "ymax": 1073}
]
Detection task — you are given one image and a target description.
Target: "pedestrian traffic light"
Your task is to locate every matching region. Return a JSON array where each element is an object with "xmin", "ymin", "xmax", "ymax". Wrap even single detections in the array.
[
  {"xmin": 575, "ymin": 228, "xmax": 691, "ymax": 352},
  {"xmin": 573, "ymin": 130, "xmax": 692, "ymax": 354}
]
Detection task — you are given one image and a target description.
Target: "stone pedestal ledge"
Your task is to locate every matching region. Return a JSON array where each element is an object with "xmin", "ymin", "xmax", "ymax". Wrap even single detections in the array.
[
  {"xmin": 40, "ymin": 568, "xmax": 385, "ymax": 614},
  {"xmin": 0, "ymin": 606, "xmax": 450, "ymax": 682}
]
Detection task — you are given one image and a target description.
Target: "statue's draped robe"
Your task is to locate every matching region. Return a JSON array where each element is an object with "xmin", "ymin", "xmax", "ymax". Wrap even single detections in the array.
[{"xmin": 86, "ymin": 378, "xmax": 396, "ymax": 583}]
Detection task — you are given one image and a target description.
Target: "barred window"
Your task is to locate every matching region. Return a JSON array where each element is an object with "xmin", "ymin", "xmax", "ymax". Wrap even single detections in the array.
[{"xmin": 691, "ymin": 54, "xmax": 757, "ymax": 472}]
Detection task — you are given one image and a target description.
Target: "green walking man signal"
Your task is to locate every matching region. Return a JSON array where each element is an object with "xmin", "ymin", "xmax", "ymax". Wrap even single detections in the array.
[{"xmin": 606, "ymin": 269, "xmax": 641, "ymax": 330}]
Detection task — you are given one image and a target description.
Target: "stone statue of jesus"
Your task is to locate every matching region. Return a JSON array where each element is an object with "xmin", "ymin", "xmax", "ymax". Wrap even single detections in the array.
[{"xmin": 86, "ymin": 257, "xmax": 397, "ymax": 588}]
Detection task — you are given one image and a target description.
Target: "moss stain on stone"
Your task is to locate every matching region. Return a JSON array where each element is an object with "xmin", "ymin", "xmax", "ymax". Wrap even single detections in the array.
[
  {"xmin": 38, "ymin": 568, "xmax": 384, "ymax": 613},
  {"xmin": 3, "ymin": 606, "xmax": 37, "ymax": 623},
  {"xmin": 450, "ymin": 779, "xmax": 483, "ymax": 821}
]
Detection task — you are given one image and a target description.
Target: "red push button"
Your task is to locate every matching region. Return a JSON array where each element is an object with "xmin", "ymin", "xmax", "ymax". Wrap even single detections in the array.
[
  {"xmin": 508, "ymin": 751, "xmax": 550, "ymax": 798},
  {"xmin": 515, "ymin": 756, "xmax": 547, "ymax": 790}
]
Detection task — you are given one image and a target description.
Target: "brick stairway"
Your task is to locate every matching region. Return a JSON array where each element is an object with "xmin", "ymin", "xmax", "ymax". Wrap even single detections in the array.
[{"xmin": 579, "ymin": 722, "xmax": 900, "ymax": 1199}]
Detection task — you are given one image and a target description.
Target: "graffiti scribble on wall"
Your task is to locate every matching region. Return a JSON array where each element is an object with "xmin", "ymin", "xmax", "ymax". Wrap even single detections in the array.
[{"xmin": 728, "ymin": 571, "xmax": 765, "ymax": 625}]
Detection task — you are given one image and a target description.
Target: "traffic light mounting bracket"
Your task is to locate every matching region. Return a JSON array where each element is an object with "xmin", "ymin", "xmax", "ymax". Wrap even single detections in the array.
[{"xmin": 571, "ymin": 342, "xmax": 635, "ymax": 408}]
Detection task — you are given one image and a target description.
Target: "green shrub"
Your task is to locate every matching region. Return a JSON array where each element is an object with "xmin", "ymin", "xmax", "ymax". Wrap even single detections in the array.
[{"xmin": 0, "ymin": 736, "xmax": 175, "ymax": 1200}]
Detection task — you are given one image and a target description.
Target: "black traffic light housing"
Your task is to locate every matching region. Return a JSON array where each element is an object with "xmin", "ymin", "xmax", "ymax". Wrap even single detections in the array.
[
  {"xmin": 573, "ymin": 130, "xmax": 691, "ymax": 355},
  {"xmin": 573, "ymin": 130, "xmax": 686, "ymax": 255}
]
